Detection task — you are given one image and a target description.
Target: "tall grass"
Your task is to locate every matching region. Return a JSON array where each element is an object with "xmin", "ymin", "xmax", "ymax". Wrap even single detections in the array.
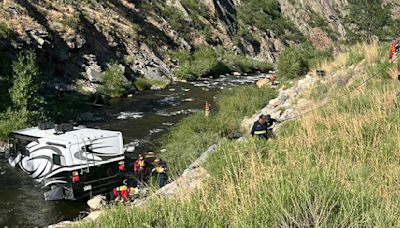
[
  {"xmin": 161, "ymin": 85, "xmax": 277, "ymax": 175},
  {"xmin": 81, "ymin": 42, "xmax": 400, "ymax": 227}
]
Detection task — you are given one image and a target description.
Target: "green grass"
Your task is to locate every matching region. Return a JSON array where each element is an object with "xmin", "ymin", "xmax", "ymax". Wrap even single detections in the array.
[
  {"xmin": 134, "ymin": 77, "xmax": 170, "ymax": 91},
  {"xmin": 79, "ymin": 42, "xmax": 400, "ymax": 227},
  {"xmin": 161, "ymin": 85, "xmax": 277, "ymax": 175}
]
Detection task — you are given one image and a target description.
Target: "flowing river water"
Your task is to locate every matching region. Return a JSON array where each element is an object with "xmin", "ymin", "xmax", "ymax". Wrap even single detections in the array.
[{"xmin": 0, "ymin": 74, "xmax": 267, "ymax": 227}]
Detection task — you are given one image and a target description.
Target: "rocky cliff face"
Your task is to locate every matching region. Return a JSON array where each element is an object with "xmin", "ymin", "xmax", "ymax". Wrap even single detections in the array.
[{"xmin": 0, "ymin": 0, "xmax": 396, "ymax": 92}]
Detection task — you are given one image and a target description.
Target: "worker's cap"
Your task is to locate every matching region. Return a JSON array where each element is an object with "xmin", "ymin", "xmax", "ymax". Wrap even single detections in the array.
[
  {"xmin": 259, "ymin": 114, "xmax": 271, "ymax": 120},
  {"xmin": 154, "ymin": 158, "xmax": 160, "ymax": 163}
]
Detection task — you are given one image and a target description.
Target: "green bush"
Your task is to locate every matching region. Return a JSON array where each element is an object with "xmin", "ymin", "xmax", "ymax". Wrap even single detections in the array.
[
  {"xmin": 277, "ymin": 44, "xmax": 333, "ymax": 79},
  {"xmin": 344, "ymin": 0, "xmax": 398, "ymax": 42},
  {"xmin": 100, "ymin": 62, "xmax": 126, "ymax": 98},
  {"xmin": 172, "ymin": 46, "xmax": 273, "ymax": 80},
  {"xmin": 277, "ymin": 46, "xmax": 310, "ymax": 79},
  {"xmin": 0, "ymin": 110, "xmax": 28, "ymax": 140},
  {"xmin": 9, "ymin": 51, "xmax": 46, "ymax": 123},
  {"xmin": 237, "ymin": 0, "xmax": 304, "ymax": 42},
  {"xmin": 134, "ymin": 77, "xmax": 170, "ymax": 91},
  {"xmin": 223, "ymin": 52, "xmax": 274, "ymax": 73},
  {"xmin": 0, "ymin": 22, "xmax": 9, "ymax": 39}
]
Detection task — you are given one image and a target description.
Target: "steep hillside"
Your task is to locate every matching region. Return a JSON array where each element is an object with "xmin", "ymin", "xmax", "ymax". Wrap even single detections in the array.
[
  {"xmin": 1, "ymin": 0, "xmax": 398, "ymax": 92},
  {"xmin": 0, "ymin": 0, "xmax": 297, "ymax": 91},
  {"xmin": 79, "ymin": 41, "xmax": 400, "ymax": 227}
]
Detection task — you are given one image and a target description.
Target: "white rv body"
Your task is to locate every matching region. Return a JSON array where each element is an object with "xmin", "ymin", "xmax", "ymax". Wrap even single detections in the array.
[{"xmin": 7, "ymin": 126, "xmax": 125, "ymax": 200}]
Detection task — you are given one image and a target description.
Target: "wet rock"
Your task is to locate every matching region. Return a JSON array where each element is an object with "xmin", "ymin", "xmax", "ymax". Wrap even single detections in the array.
[
  {"xmin": 237, "ymin": 137, "xmax": 247, "ymax": 142},
  {"xmin": 0, "ymin": 142, "xmax": 7, "ymax": 153},
  {"xmin": 76, "ymin": 112, "xmax": 104, "ymax": 123},
  {"xmin": 48, "ymin": 221, "xmax": 74, "ymax": 228},
  {"xmin": 125, "ymin": 88, "xmax": 137, "ymax": 97},
  {"xmin": 87, "ymin": 195, "xmax": 107, "ymax": 211},
  {"xmin": 232, "ymin": 72, "xmax": 241, "ymax": 76}
]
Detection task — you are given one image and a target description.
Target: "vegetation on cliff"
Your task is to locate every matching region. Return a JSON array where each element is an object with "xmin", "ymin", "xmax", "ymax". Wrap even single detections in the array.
[
  {"xmin": 80, "ymin": 42, "xmax": 400, "ymax": 227},
  {"xmin": 171, "ymin": 46, "xmax": 274, "ymax": 80},
  {"xmin": 344, "ymin": 0, "xmax": 399, "ymax": 42}
]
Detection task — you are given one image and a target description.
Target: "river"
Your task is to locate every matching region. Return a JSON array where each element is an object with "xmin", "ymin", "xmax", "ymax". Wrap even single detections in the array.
[{"xmin": 0, "ymin": 74, "xmax": 267, "ymax": 227}]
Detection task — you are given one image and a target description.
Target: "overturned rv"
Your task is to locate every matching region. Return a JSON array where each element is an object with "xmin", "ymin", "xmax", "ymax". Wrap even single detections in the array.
[{"xmin": 6, "ymin": 123, "xmax": 125, "ymax": 201}]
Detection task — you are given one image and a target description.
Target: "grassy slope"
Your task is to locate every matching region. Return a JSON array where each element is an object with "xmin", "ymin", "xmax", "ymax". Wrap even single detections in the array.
[{"xmin": 80, "ymin": 42, "xmax": 400, "ymax": 227}]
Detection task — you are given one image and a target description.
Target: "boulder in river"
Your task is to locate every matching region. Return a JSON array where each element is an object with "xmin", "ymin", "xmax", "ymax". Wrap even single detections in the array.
[{"xmin": 232, "ymin": 71, "xmax": 241, "ymax": 76}]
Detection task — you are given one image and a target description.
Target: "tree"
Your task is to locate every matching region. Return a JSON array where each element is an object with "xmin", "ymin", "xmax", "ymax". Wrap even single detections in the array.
[
  {"xmin": 9, "ymin": 51, "xmax": 45, "ymax": 123},
  {"xmin": 344, "ymin": 0, "xmax": 395, "ymax": 42},
  {"xmin": 100, "ymin": 62, "xmax": 126, "ymax": 98}
]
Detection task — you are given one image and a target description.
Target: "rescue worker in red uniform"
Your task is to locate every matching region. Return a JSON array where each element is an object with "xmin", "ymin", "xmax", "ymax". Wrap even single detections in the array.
[
  {"xmin": 113, "ymin": 179, "xmax": 140, "ymax": 203},
  {"xmin": 134, "ymin": 154, "xmax": 147, "ymax": 182}
]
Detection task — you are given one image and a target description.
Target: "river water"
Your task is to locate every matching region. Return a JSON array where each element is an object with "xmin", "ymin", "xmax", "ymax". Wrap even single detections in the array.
[{"xmin": 0, "ymin": 74, "xmax": 266, "ymax": 227}]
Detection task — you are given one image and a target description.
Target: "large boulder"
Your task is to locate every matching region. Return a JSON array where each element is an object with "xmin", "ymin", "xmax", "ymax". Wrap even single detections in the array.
[
  {"xmin": 87, "ymin": 195, "xmax": 107, "ymax": 211},
  {"xmin": 256, "ymin": 78, "xmax": 270, "ymax": 88}
]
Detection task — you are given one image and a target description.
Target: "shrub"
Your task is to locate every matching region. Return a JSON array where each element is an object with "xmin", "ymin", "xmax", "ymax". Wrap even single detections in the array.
[
  {"xmin": 223, "ymin": 52, "xmax": 274, "ymax": 73},
  {"xmin": 344, "ymin": 0, "xmax": 397, "ymax": 42},
  {"xmin": 172, "ymin": 46, "xmax": 274, "ymax": 80},
  {"xmin": 9, "ymin": 51, "xmax": 45, "ymax": 123},
  {"xmin": 237, "ymin": 0, "xmax": 305, "ymax": 42},
  {"xmin": 134, "ymin": 77, "xmax": 170, "ymax": 91},
  {"xmin": 100, "ymin": 62, "xmax": 126, "ymax": 98},
  {"xmin": 0, "ymin": 22, "xmax": 9, "ymax": 39},
  {"xmin": 0, "ymin": 110, "xmax": 28, "ymax": 140},
  {"xmin": 277, "ymin": 46, "xmax": 310, "ymax": 79},
  {"xmin": 277, "ymin": 44, "xmax": 333, "ymax": 79}
]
